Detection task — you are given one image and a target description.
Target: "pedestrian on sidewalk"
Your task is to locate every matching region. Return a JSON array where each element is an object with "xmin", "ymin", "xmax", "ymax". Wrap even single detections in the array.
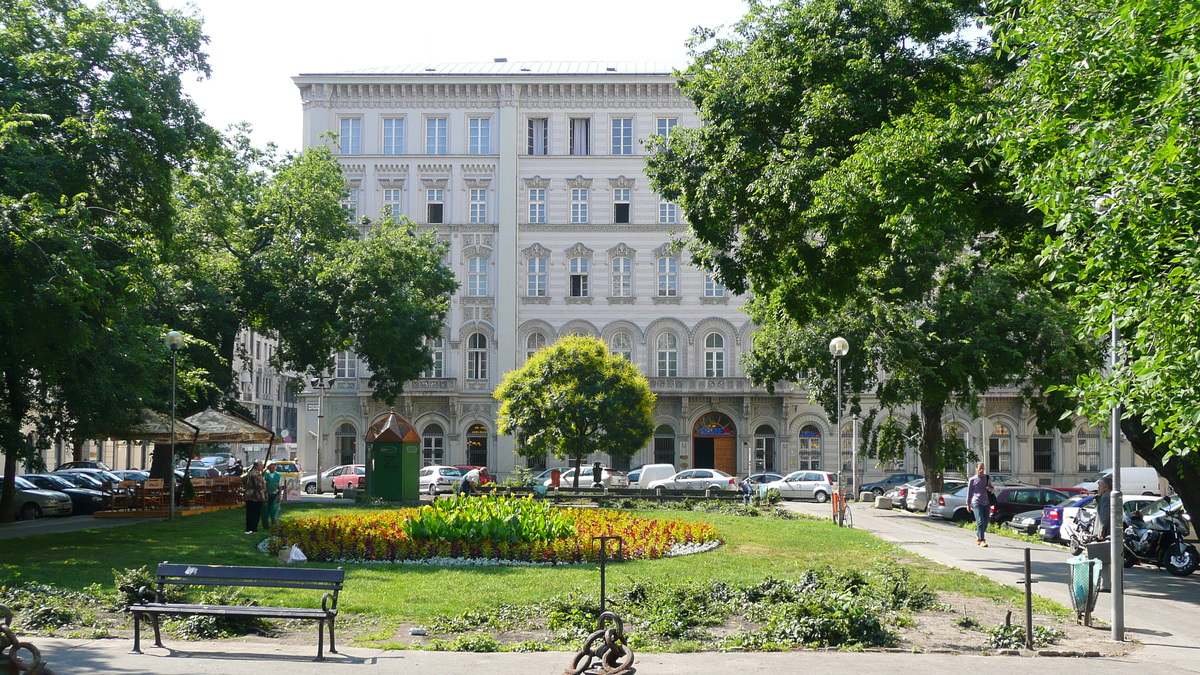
[
  {"xmin": 261, "ymin": 461, "xmax": 282, "ymax": 530},
  {"xmin": 1095, "ymin": 473, "xmax": 1113, "ymax": 540},
  {"xmin": 967, "ymin": 462, "xmax": 994, "ymax": 547},
  {"xmin": 243, "ymin": 460, "xmax": 266, "ymax": 533}
]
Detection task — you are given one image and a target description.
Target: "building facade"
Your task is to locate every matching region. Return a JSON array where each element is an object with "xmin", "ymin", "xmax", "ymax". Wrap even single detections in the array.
[{"xmin": 290, "ymin": 61, "xmax": 1135, "ymax": 488}]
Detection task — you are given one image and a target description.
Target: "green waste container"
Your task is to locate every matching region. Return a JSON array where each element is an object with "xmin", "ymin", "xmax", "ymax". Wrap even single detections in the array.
[
  {"xmin": 365, "ymin": 412, "xmax": 421, "ymax": 502},
  {"xmin": 1066, "ymin": 554, "xmax": 1102, "ymax": 618}
]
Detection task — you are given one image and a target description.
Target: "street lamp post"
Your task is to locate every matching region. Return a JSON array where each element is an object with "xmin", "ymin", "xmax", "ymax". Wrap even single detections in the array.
[
  {"xmin": 1109, "ymin": 313, "xmax": 1124, "ymax": 641},
  {"xmin": 164, "ymin": 331, "xmax": 184, "ymax": 522},
  {"xmin": 309, "ymin": 374, "xmax": 330, "ymax": 494},
  {"xmin": 829, "ymin": 337, "xmax": 850, "ymax": 498}
]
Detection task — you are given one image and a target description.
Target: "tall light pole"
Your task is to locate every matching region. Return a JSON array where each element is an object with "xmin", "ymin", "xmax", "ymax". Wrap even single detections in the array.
[
  {"xmin": 164, "ymin": 331, "xmax": 184, "ymax": 521},
  {"xmin": 309, "ymin": 374, "xmax": 330, "ymax": 494},
  {"xmin": 829, "ymin": 337, "xmax": 849, "ymax": 497},
  {"xmin": 1109, "ymin": 312, "xmax": 1125, "ymax": 641}
]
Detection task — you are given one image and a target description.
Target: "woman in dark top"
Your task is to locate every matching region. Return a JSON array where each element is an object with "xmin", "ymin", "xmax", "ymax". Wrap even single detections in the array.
[{"xmin": 967, "ymin": 462, "xmax": 994, "ymax": 547}]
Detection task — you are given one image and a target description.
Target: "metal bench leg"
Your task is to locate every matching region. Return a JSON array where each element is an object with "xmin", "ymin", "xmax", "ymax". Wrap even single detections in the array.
[
  {"xmin": 315, "ymin": 619, "xmax": 325, "ymax": 661},
  {"xmin": 132, "ymin": 611, "xmax": 142, "ymax": 654},
  {"xmin": 329, "ymin": 617, "xmax": 337, "ymax": 654},
  {"xmin": 152, "ymin": 614, "xmax": 163, "ymax": 648}
]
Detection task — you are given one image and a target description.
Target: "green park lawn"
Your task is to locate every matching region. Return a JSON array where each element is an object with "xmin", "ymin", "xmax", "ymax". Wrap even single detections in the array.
[{"xmin": 0, "ymin": 502, "xmax": 1066, "ymax": 622}]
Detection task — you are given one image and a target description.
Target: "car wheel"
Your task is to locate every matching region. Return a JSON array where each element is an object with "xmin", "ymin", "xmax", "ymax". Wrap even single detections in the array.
[
  {"xmin": 304, "ymin": 483, "xmax": 316, "ymax": 494},
  {"xmin": 873, "ymin": 488, "xmax": 884, "ymax": 497},
  {"xmin": 427, "ymin": 483, "xmax": 437, "ymax": 497},
  {"xmin": 19, "ymin": 503, "xmax": 42, "ymax": 520},
  {"xmin": 814, "ymin": 491, "xmax": 829, "ymax": 504},
  {"xmin": 952, "ymin": 510, "xmax": 972, "ymax": 523}
]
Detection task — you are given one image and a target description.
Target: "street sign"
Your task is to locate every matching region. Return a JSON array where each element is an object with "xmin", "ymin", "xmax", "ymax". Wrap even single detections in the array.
[{"xmin": 307, "ymin": 403, "xmax": 319, "ymax": 411}]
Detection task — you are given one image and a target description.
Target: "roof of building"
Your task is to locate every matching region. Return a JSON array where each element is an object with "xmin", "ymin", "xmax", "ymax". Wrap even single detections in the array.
[{"xmin": 303, "ymin": 61, "xmax": 684, "ymax": 77}]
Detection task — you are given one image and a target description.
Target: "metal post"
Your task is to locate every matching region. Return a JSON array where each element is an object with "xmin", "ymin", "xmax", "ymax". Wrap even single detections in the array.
[
  {"xmin": 594, "ymin": 536, "xmax": 623, "ymax": 613},
  {"xmin": 1024, "ymin": 548, "xmax": 1033, "ymax": 650},
  {"xmin": 852, "ymin": 413, "xmax": 859, "ymax": 499},
  {"xmin": 169, "ymin": 348, "xmax": 177, "ymax": 521},
  {"xmin": 836, "ymin": 354, "xmax": 843, "ymax": 499},
  {"xmin": 311, "ymin": 375, "xmax": 326, "ymax": 494},
  {"xmin": 1109, "ymin": 312, "xmax": 1124, "ymax": 641}
]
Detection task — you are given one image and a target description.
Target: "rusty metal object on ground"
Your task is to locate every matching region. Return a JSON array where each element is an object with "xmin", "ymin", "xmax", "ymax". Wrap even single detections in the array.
[
  {"xmin": 564, "ymin": 610, "xmax": 635, "ymax": 675},
  {"xmin": 0, "ymin": 605, "xmax": 56, "ymax": 675}
]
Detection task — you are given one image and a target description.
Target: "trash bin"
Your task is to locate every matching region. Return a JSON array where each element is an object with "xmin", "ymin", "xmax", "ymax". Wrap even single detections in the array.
[
  {"xmin": 533, "ymin": 485, "xmax": 548, "ymax": 499},
  {"xmin": 1066, "ymin": 554, "xmax": 1102, "ymax": 620},
  {"xmin": 1085, "ymin": 541, "xmax": 1112, "ymax": 591}
]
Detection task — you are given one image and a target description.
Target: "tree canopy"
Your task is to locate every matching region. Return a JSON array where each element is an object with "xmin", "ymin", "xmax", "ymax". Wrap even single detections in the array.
[{"xmin": 494, "ymin": 336, "xmax": 655, "ymax": 487}]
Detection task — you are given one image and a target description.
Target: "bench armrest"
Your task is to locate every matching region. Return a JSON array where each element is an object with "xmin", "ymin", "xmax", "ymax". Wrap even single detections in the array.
[
  {"xmin": 135, "ymin": 585, "xmax": 158, "ymax": 604},
  {"xmin": 321, "ymin": 592, "xmax": 337, "ymax": 613}
]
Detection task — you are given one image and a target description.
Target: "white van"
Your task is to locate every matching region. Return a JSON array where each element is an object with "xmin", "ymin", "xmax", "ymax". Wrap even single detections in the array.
[
  {"xmin": 1075, "ymin": 467, "xmax": 1161, "ymax": 496},
  {"xmin": 636, "ymin": 463, "xmax": 677, "ymax": 489}
]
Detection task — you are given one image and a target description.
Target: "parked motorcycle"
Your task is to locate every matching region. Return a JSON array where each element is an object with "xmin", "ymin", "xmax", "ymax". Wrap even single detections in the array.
[
  {"xmin": 1123, "ymin": 501, "xmax": 1198, "ymax": 576},
  {"xmin": 1068, "ymin": 508, "xmax": 1098, "ymax": 556}
]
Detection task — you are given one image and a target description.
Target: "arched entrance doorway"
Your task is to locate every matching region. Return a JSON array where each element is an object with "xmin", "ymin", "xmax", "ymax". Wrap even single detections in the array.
[
  {"xmin": 466, "ymin": 424, "xmax": 488, "ymax": 467},
  {"xmin": 692, "ymin": 412, "xmax": 737, "ymax": 475}
]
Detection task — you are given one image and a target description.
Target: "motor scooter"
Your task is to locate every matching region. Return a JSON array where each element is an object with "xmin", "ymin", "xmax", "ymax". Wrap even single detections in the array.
[{"xmin": 1122, "ymin": 501, "xmax": 1198, "ymax": 577}]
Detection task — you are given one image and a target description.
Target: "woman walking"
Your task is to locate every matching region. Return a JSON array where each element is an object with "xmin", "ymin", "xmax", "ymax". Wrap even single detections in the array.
[
  {"xmin": 967, "ymin": 461, "xmax": 994, "ymax": 547},
  {"xmin": 243, "ymin": 460, "xmax": 266, "ymax": 534}
]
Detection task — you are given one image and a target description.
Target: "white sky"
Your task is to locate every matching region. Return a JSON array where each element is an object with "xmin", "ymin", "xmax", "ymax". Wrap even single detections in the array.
[{"xmin": 160, "ymin": 0, "xmax": 751, "ymax": 152}]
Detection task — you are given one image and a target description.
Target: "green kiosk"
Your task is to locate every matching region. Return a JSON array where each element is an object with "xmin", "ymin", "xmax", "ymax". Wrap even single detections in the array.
[{"xmin": 364, "ymin": 411, "xmax": 421, "ymax": 501}]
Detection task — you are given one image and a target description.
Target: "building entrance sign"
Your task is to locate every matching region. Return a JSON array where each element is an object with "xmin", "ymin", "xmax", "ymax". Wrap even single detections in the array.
[{"xmin": 693, "ymin": 413, "xmax": 737, "ymax": 476}]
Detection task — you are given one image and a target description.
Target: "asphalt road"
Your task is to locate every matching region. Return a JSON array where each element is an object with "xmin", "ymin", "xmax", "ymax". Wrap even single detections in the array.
[{"xmin": 783, "ymin": 499, "xmax": 1200, "ymax": 673}]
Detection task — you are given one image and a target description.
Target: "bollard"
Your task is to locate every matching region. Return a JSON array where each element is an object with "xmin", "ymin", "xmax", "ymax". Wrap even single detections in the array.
[{"xmin": 1025, "ymin": 548, "xmax": 1034, "ymax": 650}]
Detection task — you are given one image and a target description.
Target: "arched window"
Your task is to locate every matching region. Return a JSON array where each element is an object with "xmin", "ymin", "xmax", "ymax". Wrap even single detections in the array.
[
  {"xmin": 422, "ymin": 423, "xmax": 444, "ymax": 466},
  {"xmin": 798, "ymin": 424, "xmax": 822, "ymax": 470},
  {"xmin": 754, "ymin": 424, "xmax": 776, "ymax": 473},
  {"xmin": 656, "ymin": 333, "xmax": 678, "ymax": 377},
  {"xmin": 610, "ymin": 332, "xmax": 632, "ymax": 361},
  {"xmin": 704, "ymin": 333, "xmax": 725, "ymax": 378},
  {"xmin": 989, "ymin": 422, "xmax": 1012, "ymax": 473},
  {"xmin": 526, "ymin": 332, "xmax": 546, "ymax": 361},
  {"xmin": 466, "ymin": 423, "xmax": 488, "ymax": 467},
  {"xmin": 467, "ymin": 334, "xmax": 488, "ymax": 380},
  {"xmin": 654, "ymin": 424, "xmax": 675, "ymax": 465},
  {"xmin": 335, "ymin": 423, "xmax": 356, "ymax": 465}
]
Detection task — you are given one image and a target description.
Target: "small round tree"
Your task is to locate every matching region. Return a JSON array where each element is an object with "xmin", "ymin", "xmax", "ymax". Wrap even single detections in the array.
[{"xmin": 495, "ymin": 335, "xmax": 655, "ymax": 488}]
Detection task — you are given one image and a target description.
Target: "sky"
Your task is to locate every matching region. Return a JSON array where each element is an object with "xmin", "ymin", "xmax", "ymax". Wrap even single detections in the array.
[{"xmin": 159, "ymin": 0, "xmax": 752, "ymax": 152}]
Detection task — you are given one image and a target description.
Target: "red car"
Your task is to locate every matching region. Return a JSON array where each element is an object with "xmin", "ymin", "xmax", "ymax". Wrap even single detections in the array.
[
  {"xmin": 330, "ymin": 465, "xmax": 365, "ymax": 494},
  {"xmin": 454, "ymin": 465, "xmax": 493, "ymax": 485}
]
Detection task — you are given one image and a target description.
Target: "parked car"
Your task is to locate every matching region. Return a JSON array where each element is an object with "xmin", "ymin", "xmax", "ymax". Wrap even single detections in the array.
[
  {"xmin": 57, "ymin": 467, "xmax": 128, "ymax": 489},
  {"xmin": 764, "ymin": 471, "xmax": 837, "ymax": 502},
  {"xmin": 1007, "ymin": 509, "xmax": 1046, "ymax": 535},
  {"xmin": 634, "ymin": 463, "xmax": 677, "ymax": 488},
  {"xmin": 271, "ymin": 460, "xmax": 302, "ymax": 482},
  {"xmin": 1074, "ymin": 467, "xmax": 1161, "ymax": 496},
  {"xmin": 454, "ymin": 465, "xmax": 494, "ymax": 485},
  {"xmin": 175, "ymin": 467, "xmax": 220, "ymax": 479},
  {"xmin": 989, "ymin": 474, "xmax": 1037, "ymax": 489},
  {"xmin": 111, "ymin": 470, "xmax": 150, "ymax": 483},
  {"xmin": 1039, "ymin": 494, "xmax": 1093, "ymax": 541},
  {"xmin": 418, "ymin": 465, "xmax": 464, "ymax": 495},
  {"xmin": 54, "ymin": 461, "xmax": 111, "ymax": 471},
  {"xmin": 861, "ymin": 473, "xmax": 924, "ymax": 497},
  {"xmin": 625, "ymin": 467, "xmax": 642, "ymax": 485},
  {"xmin": 1137, "ymin": 494, "xmax": 1191, "ymax": 522},
  {"xmin": 530, "ymin": 467, "xmax": 572, "ymax": 486},
  {"xmin": 906, "ymin": 480, "xmax": 965, "ymax": 512},
  {"xmin": 21, "ymin": 473, "xmax": 110, "ymax": 514},
  {"xmin": 743, "ymin": 473, "xmax": 784, "ymax": 486},
  {"xmin": 300, "ymin": 464, "xmax": 355, "ymax": 494},
  {"xmin": 927, "ymin": 485, "xmax": 973, "ymax": 522},
  {"xmin": 989, "ymin": 487, "xmax": 1071, "ymax": 524},
  {"xmin": 3, "ymin": 476, "xmax": 74, "ymax": 520},
  {"xmin": 548, "ymin": 466, "xmax": 630, "ymax": 488},
  {"xmin": 1046, "ymin": 494, "xmax": 1159, "ymax": 543},
  {"xmin": 646, "ymin": 468, "xmax": 735, "ymax": 491},
  {"xmin": 330, "ymin": 465, "xmax": 366, "ymax": 494}
]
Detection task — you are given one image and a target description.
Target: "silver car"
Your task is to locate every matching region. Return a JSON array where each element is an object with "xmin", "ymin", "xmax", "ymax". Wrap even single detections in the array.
[
  {"xmin": 906, "ymin": 480, "xmax": 965, "ymax": 512},
  {"xmin": 5, "ymin": 476, "xmax": 74, "ymax": 520},
  {"xmin": 300, "ymin": 464, "xmax": 356, "ymax": 494},
  {"xmin": 926, "ymin": 485, "xmax": 974, "ymax": 522},
  {"xmin": 419, "ymin": 465, "xmax": 464, "ymax": 495},
  {"xmin": 645, "ymin": 468, "xmax": 734, "ymax": 491},
  {"xmin": 764, "ymin": 471, "xmax": 836, "ymax": 502}
]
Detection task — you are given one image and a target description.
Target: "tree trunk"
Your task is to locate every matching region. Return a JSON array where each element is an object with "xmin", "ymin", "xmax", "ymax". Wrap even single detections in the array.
[
  {"xmin": 571, "ymin": 454, "xmax": 582, "ymax": 488},
  {"xmin": 1121, "ymin": 413, "xmax": 1200, "ymax": 524},
  {"xmin": 150, "ymin": 441, "xmax": 174, "ymax": 480},
  {"xmin": 72, "ymin": 438, "xmax": 84, "ymax": 462},
  {"xmin": 920, "ymin": 402, "xmax": 946, "ymax": 494},
  {"xmin": 0, "ymin": 452, "xmax": 16, "ymax": 524}
]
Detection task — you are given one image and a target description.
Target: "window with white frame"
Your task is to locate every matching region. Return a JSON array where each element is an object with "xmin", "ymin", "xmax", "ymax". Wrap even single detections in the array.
[
  {"xmin": 469, "ymin": 188, "xmax": 487, "ymax": 223},
  {"xmin": 422, "ymin": 423, "xmax": 444, "ymax": 465},
  {"xmin": 797, "ymin": 425, "xmax": 822, "ymax": 470},
  {"xmin": 611, "ymin": 256, "xmax": 632, "ymax": 297},
  {"xmin": 383, "ymin": 188, "xmax": 403, "ymax": 219},
  {"xmin": 1077, "ymin": 434, "xmax": 1100, "ymax": 472},
  {"xmin": 338, "ymin": 117, "xmax": 361, "ymax": 154},
  {"xmin": 569, "ymin": 257, "xmax": 589, "ymax": 297},
  {"xmin": 382, "ymin": 118, "xmax": 405, "ymax": 154},
  {"xmin": 610, "ymin": 332, "xmax": 632, "ymax": 361},
  {"xmin": 467, "ymin": 333, "xmax": 488, "ymax": 380},
  {"xmin": 469, "ymin": 117, "xmax": 491, "ymax": 154},
  {"xmin": 656, "ymin": 333, "xmax": 678, "ymax": 377},
  {"xmin": 336, "ymin": 351, "xmax": 357, "ymax": 379},
  {"xmin": 426, "ymin": 117, "xmax": 447, "ymax": 154},
  {"xmin": 527, "ymin": 257, "xmax": 547, "ymax": 297},
  {"xmin": 570, "ymin": 118, "xmax": 590, "ymax": 155},
  {"xmin": 657, "ymin": 256, "xmax": 678, "ymax": 297},
  {"xmin": 613, "ymin": 188, "xmax": 631, "ymax": 224},
  {"xmin": 528, "ymin": 188, "xmax": 546, "ymax": 223},
  {"xmin": 656, "ymin": 117, "xmax": 678, "ymax": 137},
  {"xmin": 467, "ymin": 256, "xmax": 488, "ymax": 296},
  {"xmin": 988, "ymin": 422, "xmax": 1012, "ymax": 473},
  {"xmin": 525, "ymin": 332, "xmax": 546, "ymax": 361},
  {"xmin": 704, "ymin": 333, "xmax": 725, "ymax": 377},
  {"xmin": 342, "ymin": 189, "xmax": 359, "ymax": 223},
  {"xmin": 611, "ymin": 117, "xmax": 632, "ymax": 155},
  {"xmin": 527, "ymin": 118, "xmax": 548, "ymax": 155},
  {"xmin": 426, "ymin": 189, "xmax": 444, "ymax": 223},
  {"xmin": 422, "ymin": 337, "xmax": 444, "ymax": 378},
  {"xmin": 704, "ymin": 274, "xmax": 726, "ymax": 297},
  {"xmin": 571, "ymin": 188, "xmax": 589, "ymax": 223},
  {"xmin": 658, "ymin": 201, "xmax": 678, "ymax": 224}
]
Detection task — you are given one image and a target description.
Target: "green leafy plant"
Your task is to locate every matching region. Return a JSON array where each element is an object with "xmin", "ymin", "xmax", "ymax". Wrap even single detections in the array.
[
  {"xmin": 171, "ymin": 587, "xmax": 270, "ymax": 640},
  {"xmin": 987, "ymin": 623, "xmax": 1065, "ymax": 649}
]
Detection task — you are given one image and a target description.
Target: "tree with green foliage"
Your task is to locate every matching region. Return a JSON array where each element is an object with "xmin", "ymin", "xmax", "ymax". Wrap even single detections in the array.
[
  {"xmin": 494, "ymin": 336, "xmax": 655, "ymax": 488},
  {"xmin": 0, "ymin": 0, "xmax": 216, "ymax": 521},
  {"xmin": 646, "ymin": 0, "xmax": 1098, "ymax": 491},
  {"xmin": 995, "ymin": 0, "xmax": 1200, "ymax": 515}
]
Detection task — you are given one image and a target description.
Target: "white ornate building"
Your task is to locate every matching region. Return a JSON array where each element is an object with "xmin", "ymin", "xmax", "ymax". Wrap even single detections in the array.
[{"xmin": 289, "ymin": 61, "xmax": 1137, "ymax": 488}]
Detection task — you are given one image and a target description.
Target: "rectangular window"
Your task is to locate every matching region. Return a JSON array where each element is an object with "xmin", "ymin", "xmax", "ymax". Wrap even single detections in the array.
[
  {"xmin": 570, "ymin": 258, "xmax": 589, "ymax": 297},
  {"xmin": 611, "ymin": 117, "xmax": 633, "ymax": 155},
  {"xmin": 468, "ymin": 257, "xmax": 488, "ymax": 296},
  {"xmin": 570, "ymin": 118, "xmax": 590, "ymax": 155},
  {"xmin": 469, "ymin": 188, "xmax": 487, "ymax": 223},
  {"xmin": 1077, "ymin": 436, "xmax": 1100, "ymax": 472},
  {"xmin": 656, "ymin": 117, "xmax": 678, "ymax": 137},
  {"xmin": 339, "ymin": 117, "xmax": 361, "ymax": 154},
  {"xmin": 613, "ymin": 188, "xmax": 630, "ymax": 224},
  {"xmin": 382, "ymin": 118, "xmax": 405, "ymax": 154},
  {"xmin": 571, "ymin": 188, "xmax": 589, "ymax": 223},
  {"xmin": 527, "ymin": 257, "xmax": 547, "ymax": 297},
  {"xmin": 528, "ymin": 188, "xmax": 546, "ymax": 223},
  {"xmin": 659, "ymin": 201, "xmax": 678, "ymax": 224},
  {"xmin": 657, "ymin": 257, "xmax": 678, "ymax": 297},
  {"xmin": 469, "ymin": 117, "xmax": 490, "ymax": 154},
  {"xmin": 426, "ymin": 117, "xmax": 447, "ymax": 154},
  {"xmin": 336, "ymin": 351, "xmax": 357, "ymax": 379},
  {"xmin": 426, "ymin": 189, "xmax": 444, "ymax": 224},
  {"xmin": 422, "ymin": 338, "xmax": 444, "ymax": 378},
  {"xmin": 527, "ymin": 117, "xmax": 548, "ymax": 155},
  {"xmin": 611, "ymin": 257, "xmax": 631, "ymax": 297},
  {"xmin": 1033, "ymin": 437, "xmax": 1054, "ymax": 472},
  {"xmin": 383, "ymin": 188, "xmax": 403, "ymax": 219},
  {"xmin": 423, "ymin": 435, "xmax": 444, "ymax": 465},
  {"xmin": 705, "ymin": 274, "xmax": 726, "ymax": 297},
  {"xmin": 342, "ymin": 189, "xmax": 359, "ymax": 223}
]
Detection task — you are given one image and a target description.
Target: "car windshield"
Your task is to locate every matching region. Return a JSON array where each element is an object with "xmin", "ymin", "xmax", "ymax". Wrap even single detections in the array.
[
  {"xmin": 1139, "ymin": 495, "xmax": 1180, "ymax": 515},
  {"xmin": 29, "ymin": 475, "xmax": 73, "ymax": 489},
  {"xmin": 68, "ymin": 472, "xmax": 104, "ymax": 488},
  {"xmin": 13, "ymin": 476, "xmax": 35, "ymax": 489},
  {"xmin": 442, "ymin": 468, "xmax": 462, "ymax": 476}
]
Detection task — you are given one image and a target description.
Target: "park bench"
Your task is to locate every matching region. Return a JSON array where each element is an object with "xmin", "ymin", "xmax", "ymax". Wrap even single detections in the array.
[{"xmin": 130, "ymin": 562, "xmax": 345, "ymax": 661}]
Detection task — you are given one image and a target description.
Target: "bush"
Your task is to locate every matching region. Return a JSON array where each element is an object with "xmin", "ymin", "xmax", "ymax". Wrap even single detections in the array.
[
  {"xmin": 987, "ymin": 623, "xmax": 1065, "ymax": 649},
  {"xmin": 171, "ymin": 587, "xmax": 270, "ymax": 640}
]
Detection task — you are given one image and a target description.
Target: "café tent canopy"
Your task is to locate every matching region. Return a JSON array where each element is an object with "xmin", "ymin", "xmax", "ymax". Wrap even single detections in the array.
[
  {"xmin": 183, "ymin": 408, "xmax": 276, "ymax": 444},
  {"xmin": 116, "ymin": 408, "xmax": 200, "ymax": 443}
]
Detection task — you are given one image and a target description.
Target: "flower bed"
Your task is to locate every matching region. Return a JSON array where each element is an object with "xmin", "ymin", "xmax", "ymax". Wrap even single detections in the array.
[{"xmin": 270, "ymin": 496, "xmax": 720, "ymax": 564}]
